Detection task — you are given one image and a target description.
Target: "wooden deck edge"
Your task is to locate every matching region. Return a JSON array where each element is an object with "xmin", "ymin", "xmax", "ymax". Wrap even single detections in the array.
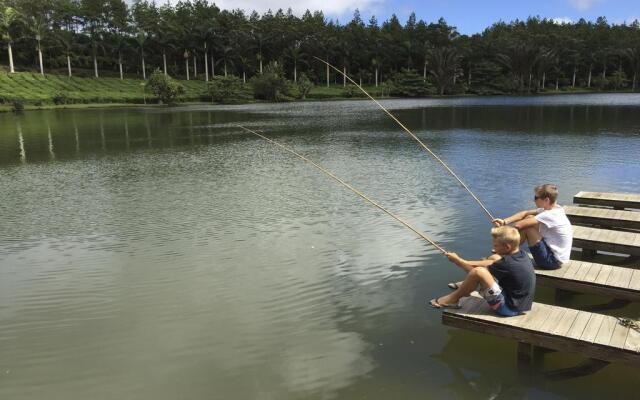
[
  {"xmin": 568, "ymin": 215, "xmax": 640, "ymax": 231},
  {"xmin": 442, "ymin": 312, "xmax": 640, "ymax": 367},
  {"xmin": 573, "ymin": 197, "xmax": 640, "ymax": 210},
  {"xmin": 573, "ymin": 238, "xmax": 640, "ymax": 257},
  {"xmin": 535, "ymin": 274, "xmax": 640, "ymax": 302}
]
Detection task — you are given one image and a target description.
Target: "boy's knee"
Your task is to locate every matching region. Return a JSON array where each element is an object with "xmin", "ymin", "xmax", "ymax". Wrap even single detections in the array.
[{"xmin": 470, "ymin": 267, "xmax": 489, "ymax": 277}]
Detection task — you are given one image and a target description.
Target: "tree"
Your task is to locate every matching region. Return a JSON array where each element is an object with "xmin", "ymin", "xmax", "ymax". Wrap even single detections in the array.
[
  {"xmin": 81, "ymin": 0, "xmax": 107, "ymax": 78},
  {"xmin": 250, "ymin": 61, "xmax": 297, "ymax": 101},
  {"xmin": 624, "ymin": 47, "xmax": 640, "ymax": 91},
  {"xmin": 25, "ymin": 14, "xmax": 48, "ymax": 75},
  {"xmin": 135, "ymin": 30, "xmax": 147, "ymax": 79},
  {"xmin": 427, "ymin": 47, "xmax": 461, "ymax": 95},
  {"xmin": 0, "ymin": 6, "xmax": 19, "ymax": 73},
  {"xmin": 146, "ymin": 69, "xmax": 185, "ymax": 104},
  {"xmin": 206, "ymin": 75, "xmax": 251, "ymax": 103},
  {"xmin": 297, "ymin": 72, "xmax": 313, "ymax": 98},
  {"xmin": 53, "ymin": 28, "xmax": 74, "ymax": 77},
  {"xmin": 389, "ymin": 69, "xmax": 432, "ymax": 96}
]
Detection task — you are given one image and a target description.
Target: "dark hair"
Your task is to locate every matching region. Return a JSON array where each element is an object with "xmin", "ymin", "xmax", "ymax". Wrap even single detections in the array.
[{"xmin": 534, "ymin": 184, "xmax": 558, "ymax": 203}]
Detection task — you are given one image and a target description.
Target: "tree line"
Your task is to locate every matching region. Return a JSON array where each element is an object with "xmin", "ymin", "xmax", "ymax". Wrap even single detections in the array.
[{"xmin": 2, "ymin": 0, "xmax": 640, "ymax": 95}]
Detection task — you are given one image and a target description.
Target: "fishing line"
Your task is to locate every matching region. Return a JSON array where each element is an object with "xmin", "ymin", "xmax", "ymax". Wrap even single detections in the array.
[
  {"xmin": 237, "ymin": 125, "xmax": 447, "ymax": 255},
  {"xmin": 313, "ymin": 56, "xmax": 495, "ymax": 221}
]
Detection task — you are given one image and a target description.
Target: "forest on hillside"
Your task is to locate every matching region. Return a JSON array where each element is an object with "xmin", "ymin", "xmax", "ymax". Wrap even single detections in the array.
[{"xmin": 2, "ymin": 0, "xmax": 640, "ymax": 95}]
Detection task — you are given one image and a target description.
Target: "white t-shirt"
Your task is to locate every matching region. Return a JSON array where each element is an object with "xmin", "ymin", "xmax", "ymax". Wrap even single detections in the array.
[{"xmin": 535, "ymin": 206, "xmax": 573, "ymax": 263}]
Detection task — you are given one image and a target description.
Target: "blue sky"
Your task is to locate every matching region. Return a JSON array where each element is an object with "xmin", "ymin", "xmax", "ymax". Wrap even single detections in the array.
[{"xmin": 215, "ymin": 0, "xmax": 640, "ymax": 34}]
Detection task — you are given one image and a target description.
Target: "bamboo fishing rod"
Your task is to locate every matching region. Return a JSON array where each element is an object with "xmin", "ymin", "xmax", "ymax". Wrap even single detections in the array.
[
  {"xmin": 237, "ymin": 125, "xmax": 447, "ymax": 255},
  {"xmin": 313, "ymin": 56, "xmax": 495, "ymax": 222}
]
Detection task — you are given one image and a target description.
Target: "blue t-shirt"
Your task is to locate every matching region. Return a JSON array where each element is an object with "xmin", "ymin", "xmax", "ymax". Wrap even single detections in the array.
[{"xmin": 488, "ymin": 250, "xmax": 536, "ymax": 312}]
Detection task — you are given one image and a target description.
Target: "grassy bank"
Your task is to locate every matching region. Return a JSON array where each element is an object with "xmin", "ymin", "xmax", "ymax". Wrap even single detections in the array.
[
  {"xmin": 0, "ymin": 72, "xmax": 388, "ymax": 110},
  {"xmin": 0, "ymin": 72, "xmax": 207, "ymax": 105}
]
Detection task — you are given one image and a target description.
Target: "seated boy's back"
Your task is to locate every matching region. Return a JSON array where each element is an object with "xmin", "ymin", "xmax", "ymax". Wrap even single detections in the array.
[{"xmin": 488, "ymin": 249, "xmax": 535, "ymax": 312}]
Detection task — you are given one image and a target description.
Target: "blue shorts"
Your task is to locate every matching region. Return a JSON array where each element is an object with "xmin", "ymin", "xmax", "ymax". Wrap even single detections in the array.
[
  {"xmin": 485, "ymin": 291, "xmax": 520, "ymax": 317},
  {"xmin": 530, "ymin": 239, "xmax": 561, "ymax": 270}
]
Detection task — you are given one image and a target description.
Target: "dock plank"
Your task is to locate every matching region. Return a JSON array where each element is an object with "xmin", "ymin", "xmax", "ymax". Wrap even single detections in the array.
[
  {"xmin": 594, "ymin": 264, "xmax": 613, "ymax": 285},
  {"xmin": 536, "ymin": 260, "xmax": 640, "ymax": 302},
  {"xmin": 443, "ymin": 297, "xmax": 640, "ymax": 367},
  {"xmin": 629, "ymin": 270, "xmax": 640, "ymax": 291},
  {"xmin": 573, "ymin": 225, "xmax": 640, "ymax": 256},
  {"xmin": 606, "ymin": 266, "xmax": 634, "ymax": 289},
  {"xmin": 609, "ymin": 322, "xmax": 630, "ymax": 348},
  {"xmin": 584, "ymin": 262, "xmax": 602, "ymax": 282},
  {"xmin": 574, "ymin": 191, "xmax": 640, "ymax": 210},
  {"xmin": 565, "ymin": 206, "xmax": 640, "ymax": 230},
  {"xmin": 566, "ymin": 311, "xmax": 591, "ymax": 339},
  {"xmin": 594, "ymin": 317, "xmax": 618, "ymax": 346},
  {"xmin": 624, "ymin": 326, "xmax": 640, "ymax": 352},
  {"xmin": 539, "ymin": 308, "xmax": 567, "ymax": 332},
  {"xmin": 581, "ymin": 314, "xmax": 605, "ymax": 342},
  {"xmin": 551, "ymin": 308, "xmax": 579, "ymax": 337}
]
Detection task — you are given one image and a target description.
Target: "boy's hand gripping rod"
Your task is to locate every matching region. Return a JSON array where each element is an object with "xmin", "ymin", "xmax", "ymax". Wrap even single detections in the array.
[
  {"xmin": 238, "ymin": 125, "xmax": 447, "ymax": 255},
  {"xmin": 313, "ymin": 56, "xmax": 495, "ymax": 222}
]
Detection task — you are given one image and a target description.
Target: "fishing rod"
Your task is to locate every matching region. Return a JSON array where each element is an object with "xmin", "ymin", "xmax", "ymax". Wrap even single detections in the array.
[
  {"xmin": 237, "ymin": 125, "xmax": 447, "ymax": 255},
  {"xmin": 313, "ymin": 56, "xmax": 495, "ymax": 222}
]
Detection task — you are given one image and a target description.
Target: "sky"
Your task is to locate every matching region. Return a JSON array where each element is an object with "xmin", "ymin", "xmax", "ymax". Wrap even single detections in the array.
[{"xmin": 212, "ymin": 0, "xmax": 640, "ymax": 34}]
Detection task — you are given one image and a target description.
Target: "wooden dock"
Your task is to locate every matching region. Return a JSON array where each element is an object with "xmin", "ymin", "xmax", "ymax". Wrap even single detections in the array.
[
  {"xmin": 440, "ymin": 191, "xmax": 640, "ymax": 373},
  {"xmin": 565, "ymin": 205, "xmax": 640, "ymax": 231},
  {"xmin": 573, "ymin": 225, "xmax": 640, "ymax": 257},
  {"xmin": 442, "ymin": 295, "xmax": 640, "ymax": 367},
  {"xmin": 536, "ymin": 260, "xmax": 640, "ymax": 302},
  {"xmin": 574, "ymin": 191, "xmax": 640, "ymax": 210}
]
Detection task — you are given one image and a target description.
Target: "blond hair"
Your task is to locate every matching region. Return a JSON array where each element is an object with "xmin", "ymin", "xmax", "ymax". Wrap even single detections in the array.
[
  {"xmin": 535, "ymin": 184, "xmax": 559, "ymax": 204},
  {"xmin": 491, "ymin": 226, "xmax": 520, "ymax": 249}
]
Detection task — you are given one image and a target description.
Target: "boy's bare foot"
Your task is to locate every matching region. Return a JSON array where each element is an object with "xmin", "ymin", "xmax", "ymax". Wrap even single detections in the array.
[{"xmin": 429, "ymin": 295, "xmax": 461, "ymax": 309}]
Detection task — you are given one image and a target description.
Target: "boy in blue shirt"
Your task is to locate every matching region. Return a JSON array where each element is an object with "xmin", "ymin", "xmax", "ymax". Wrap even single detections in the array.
[{"xmin": 430, "ymin": 226, "xmax": 535, "ymax": 316}]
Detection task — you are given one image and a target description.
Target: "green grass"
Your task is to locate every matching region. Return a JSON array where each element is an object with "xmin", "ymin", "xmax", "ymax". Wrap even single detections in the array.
[
  {"xmin": 0, "ymin": 72, "xmax": 394, "ymax": 111},
  {"xmin": 0, "ymin": 72, "xmax": 209, "ymax": 105},
  {"xmin": 307, "ymin": 83, "xmax": 386, "ymax": 99}
]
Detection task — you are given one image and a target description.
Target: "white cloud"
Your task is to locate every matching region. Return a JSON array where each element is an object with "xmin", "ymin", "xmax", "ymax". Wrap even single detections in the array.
[
  {"xmin": 626, "ymin": 16, "xmax": 640, "ymax": 25},
  {"xmin": 567, "ymin": 0, "xmax": 603, "ymax": 11},
  {"xmin": 215, "ymin": 0, "xmax": 383, "ymax": 18},
  {"xmin": 552, "ymin": 17, "xmax": 573, "ymax": 25}
]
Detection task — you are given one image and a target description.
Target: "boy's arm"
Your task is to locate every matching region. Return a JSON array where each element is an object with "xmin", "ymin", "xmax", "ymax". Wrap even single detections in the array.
[
  {"xmin": 493, "ymin": 209, "xmax": 538, "ymax": 226},
  {"xmin": 446, "ymin": 252, "xmax": 500, "ymax": 273}
]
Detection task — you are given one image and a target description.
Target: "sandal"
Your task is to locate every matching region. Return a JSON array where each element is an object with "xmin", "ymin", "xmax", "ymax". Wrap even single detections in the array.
[
  {"xmin": 447, "ymin": 281, "xmax": 463, "ymax": 290},
  {"xmin": 429, "ymin": 297, "xmax": 461, "ymax": 309}
]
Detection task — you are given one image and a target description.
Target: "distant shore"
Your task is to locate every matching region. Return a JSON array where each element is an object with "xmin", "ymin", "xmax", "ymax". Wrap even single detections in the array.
[{"xmin": 1, "ymin": 72, "xmax": 634, "ymax": 114}]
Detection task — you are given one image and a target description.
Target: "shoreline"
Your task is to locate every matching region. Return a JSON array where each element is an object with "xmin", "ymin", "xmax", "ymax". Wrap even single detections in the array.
[{"xmin": 1, "ymin": 90, "xmax": 637, "ymax": 114}]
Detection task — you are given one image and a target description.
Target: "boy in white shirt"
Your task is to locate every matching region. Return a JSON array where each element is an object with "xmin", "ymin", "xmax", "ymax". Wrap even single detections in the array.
[{"xmin": 493, "ymin": 184, "xmax": 573, "ymax": 270}]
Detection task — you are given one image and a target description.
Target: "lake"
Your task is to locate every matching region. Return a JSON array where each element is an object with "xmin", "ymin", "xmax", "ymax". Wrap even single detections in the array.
[{"xmin": 1, "ymin": 94, "xmax": 640, "ymax": 399}]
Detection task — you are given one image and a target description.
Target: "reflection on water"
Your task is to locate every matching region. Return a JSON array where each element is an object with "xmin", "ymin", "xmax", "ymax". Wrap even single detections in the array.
[{"xmin": 1, "ymin": 94, "xmax": 640, "ymax": 399}]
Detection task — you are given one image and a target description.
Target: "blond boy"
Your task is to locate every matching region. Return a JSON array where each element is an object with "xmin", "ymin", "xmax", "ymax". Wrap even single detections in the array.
[{"xmin": 430, "ymin": 226, "xmax": 535, "ymax": 317}]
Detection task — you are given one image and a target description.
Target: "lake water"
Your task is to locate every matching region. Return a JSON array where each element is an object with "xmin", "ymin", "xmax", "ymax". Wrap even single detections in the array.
[{"xmin": 1, "ymin": 94, "xmax": 640, "ymax": 399}]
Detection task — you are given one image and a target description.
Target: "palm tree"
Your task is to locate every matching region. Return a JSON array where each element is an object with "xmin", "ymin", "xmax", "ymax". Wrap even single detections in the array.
[
  {"xmin": 237, "ymin": 55, "xmax": 251, "ymax": 83},
  {"xmin": 0, "ymin": 6, "xmax": 18, "ymax": 73},
  {"xmin": 25, "ymin": 15, "xmax": 48, "ymax": 75},
  {"xmin": 216, "ymin": 44, "xmax": 234, "ymax": 77},
  {"xmin": 534, "ymin": 48, "xmax": 557, "ymax": 90},
  {"xmin": 497, "ymin": 43, "xmax": 539, "ymax": 92},
  {"xmin": 135, "ymin": 30, "xmax": 147, "ymax": 79},
  {"xmin": 183, "ymin": 49, "xmax": 190, "ymax": 80},
  {"xmin": 427, "ymin": 47, "xmax": 461, "ymax": 95},
  {"xmin": 421, "ymin": 41, "xmax": 434, "ymax": 82},
  {"xmin": 624, "ymin": 47, "xmax": 640, "ymax": 91},
  {"xmin": 284, "ymin": 40, "xmax": 306, "ymax": 82},
  {"xmin": 53, "ymin": 28, "xmax": 74, "ymax": 77},
  {"xmin": 251, "ymin": 29, "xmax": 267, "ymax": 74},
  {"xmin": 111, "ymin": 32, "xmax": 129, "ymax": 80}
]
